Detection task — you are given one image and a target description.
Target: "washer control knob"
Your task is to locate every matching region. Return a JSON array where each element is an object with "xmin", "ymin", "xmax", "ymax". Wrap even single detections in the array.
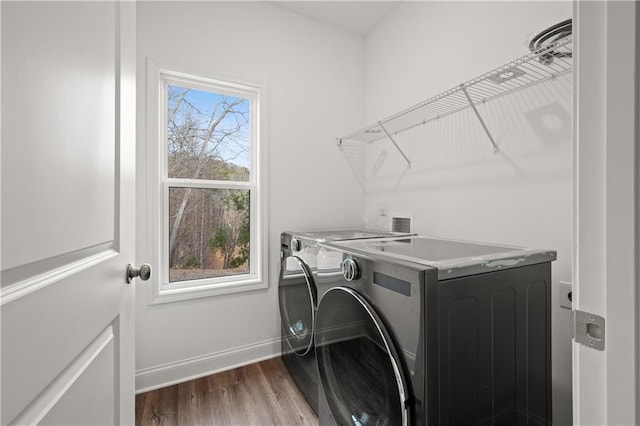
[
  {"xmin": 290, "ymin": 238, "xmax": 301, "ymax": 252},
  {"xmin": 342, "ymin": 258, "xmax": 360, "ymax": 281}
]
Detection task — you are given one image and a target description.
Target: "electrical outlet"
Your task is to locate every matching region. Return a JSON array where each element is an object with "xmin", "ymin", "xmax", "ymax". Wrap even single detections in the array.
[{"xmin": 559, "ymin": 281, "xmax": 573, "ymax": 309}]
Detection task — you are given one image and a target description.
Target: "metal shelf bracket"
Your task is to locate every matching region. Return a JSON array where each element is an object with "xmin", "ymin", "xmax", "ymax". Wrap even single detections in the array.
[
  {"xmin": 460, "ymin": 86, "xmax": 500, "ymax": 154},
  {"xmin": 378, "ymin": 122, "xmax": 411, "ymax": 168}
]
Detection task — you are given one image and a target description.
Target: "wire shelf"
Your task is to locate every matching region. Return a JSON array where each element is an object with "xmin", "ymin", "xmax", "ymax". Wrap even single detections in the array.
[{"xmin": 338, "ymin": 35, "xmax": 573, "ymax": 162}]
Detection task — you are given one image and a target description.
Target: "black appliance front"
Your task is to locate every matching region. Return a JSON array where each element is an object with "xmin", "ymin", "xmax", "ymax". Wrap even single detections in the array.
[
  {"xmin": 278, "ymin": 229, "xmax": 416, "ymax": 414},
  {"xmin": 315, "ymin": 286, "xmax": 413, "ymax": 426},
  {"xmin": 278, "ymin": 255, "xmax": 318, "ymax": 412}
]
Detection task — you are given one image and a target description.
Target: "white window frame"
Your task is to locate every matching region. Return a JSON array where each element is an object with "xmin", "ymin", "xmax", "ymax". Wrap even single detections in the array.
[{"xmin": 146, "ymin": 60, "xmax": 267, "ymax": 304}]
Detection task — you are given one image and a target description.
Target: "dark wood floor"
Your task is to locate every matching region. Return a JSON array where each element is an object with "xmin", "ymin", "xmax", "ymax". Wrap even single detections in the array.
[{"xmin": 135, "ymin": 357, "xmax": 318, "ymax": 426}]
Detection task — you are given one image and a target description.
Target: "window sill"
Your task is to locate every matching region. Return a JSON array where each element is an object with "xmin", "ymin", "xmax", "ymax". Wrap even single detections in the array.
[{"xmin": 148, "ymin": 277, "xmax": 268, "ymax": 305}]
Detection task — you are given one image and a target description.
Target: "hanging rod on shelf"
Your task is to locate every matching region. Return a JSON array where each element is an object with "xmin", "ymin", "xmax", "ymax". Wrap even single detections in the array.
[{"xmin": 338, "ymin": 34, "xmax": 573, "ymax": 160}]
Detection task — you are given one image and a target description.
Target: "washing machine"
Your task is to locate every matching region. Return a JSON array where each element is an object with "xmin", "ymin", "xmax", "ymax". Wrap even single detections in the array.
[
  {"xmin": 278, "ymin": 229, "xmax": 413, "ymax": 414},
  {"xmin": 315, "ymin": 235, "xmax": 556, "ymax": 425}
]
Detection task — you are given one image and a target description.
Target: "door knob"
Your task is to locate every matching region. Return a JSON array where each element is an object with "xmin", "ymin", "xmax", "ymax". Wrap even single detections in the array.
[{"xmin": 127, "ymin": 263, "xmax": 151, "ymax": 283}]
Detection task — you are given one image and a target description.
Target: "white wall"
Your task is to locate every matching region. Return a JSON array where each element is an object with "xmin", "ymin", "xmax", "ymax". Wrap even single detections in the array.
[
  {"xmin": 134, "ymin": 1, "xmax": 366, "ymax": 391},
  {"xmin": 362, "ymin": 2, "xmax": 573, "ymax": 425}
]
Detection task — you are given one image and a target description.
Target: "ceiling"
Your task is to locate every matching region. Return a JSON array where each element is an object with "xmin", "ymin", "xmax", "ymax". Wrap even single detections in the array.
[{"xmin": 272, "ymin": 1, "xmax": 401, "ymax": 36}]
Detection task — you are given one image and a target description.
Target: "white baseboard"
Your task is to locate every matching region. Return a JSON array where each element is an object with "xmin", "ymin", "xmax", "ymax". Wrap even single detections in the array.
[{"xmin": 135, "ymin": 337, "xmax": 282, "ymax": 394}]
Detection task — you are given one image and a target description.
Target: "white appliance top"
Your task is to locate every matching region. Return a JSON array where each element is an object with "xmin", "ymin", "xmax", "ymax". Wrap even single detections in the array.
[
  {"xmin": 322, "ymin": 235, "xmax": 557, "ymax": 280},
  {"xmin": 291, "ymin": 229, "xmax": 412, "ymax": 242}
]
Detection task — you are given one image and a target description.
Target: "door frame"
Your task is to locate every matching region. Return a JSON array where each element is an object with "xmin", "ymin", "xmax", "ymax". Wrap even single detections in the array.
[{"xmin": 573, "ymin": 1, "xmax": 639, "ymax": 424}]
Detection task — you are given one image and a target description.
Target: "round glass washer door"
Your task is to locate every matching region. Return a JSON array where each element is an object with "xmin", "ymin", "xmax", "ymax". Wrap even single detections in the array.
[
  {"xmin": 315, "ymin": 286, "xmax": 412, "ymax": 426},
  {"xmin": 278, "ymin": 256, "xmax": 317, "ymax": 356}
]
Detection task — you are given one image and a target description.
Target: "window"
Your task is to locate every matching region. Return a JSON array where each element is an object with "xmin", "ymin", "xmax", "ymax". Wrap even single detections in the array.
[{"xmin": 149, "ymin": 66, "xmax": 266, "ymax": 303}]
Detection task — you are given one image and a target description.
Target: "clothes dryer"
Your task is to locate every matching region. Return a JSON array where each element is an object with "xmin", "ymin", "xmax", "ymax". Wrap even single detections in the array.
[
  {"xmin": 278, "ymin": 229, "xmax": 413, "ymax": 414},
  {"xmin": 315, "ymin": 235, "xmax": 556, "ymax": 425}
]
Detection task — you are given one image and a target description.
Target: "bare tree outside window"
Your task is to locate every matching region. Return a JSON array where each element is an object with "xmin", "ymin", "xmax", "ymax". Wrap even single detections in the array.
[{"xmin": 166, "ymin": 84, "xmax": 251, "ymax": 283}]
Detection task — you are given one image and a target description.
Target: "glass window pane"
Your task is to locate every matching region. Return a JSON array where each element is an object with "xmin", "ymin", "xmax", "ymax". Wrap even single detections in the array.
[
  {"xmin": 167, "ymin": 85, "xmax": 250, "ymax": 181},
  {"xmin": 168, "ymin": 187, "xmax": 250, "ymax": 282}
]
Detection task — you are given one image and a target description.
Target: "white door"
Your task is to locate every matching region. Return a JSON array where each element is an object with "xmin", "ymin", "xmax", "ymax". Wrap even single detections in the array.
[
  {"xmin": 1, "ymin": 2, "xmax": 137, "ymax": 425},
  {"xmin": 573, "ymin": 1, "xmax": 638, "ymax": 425}
]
